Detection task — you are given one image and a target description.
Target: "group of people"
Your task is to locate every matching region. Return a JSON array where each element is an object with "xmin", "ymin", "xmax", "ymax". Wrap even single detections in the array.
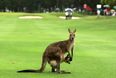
[
  {"xmin": 103, "ymin": 8, "xmax": 116, "ymax": 16},
  {"xmin": 97, "ymin": 4, "xmax": 116, "ymax": 16},
  {"xmin": 64, "ymin": 5, "xmax": 116, "ymax": 20}
]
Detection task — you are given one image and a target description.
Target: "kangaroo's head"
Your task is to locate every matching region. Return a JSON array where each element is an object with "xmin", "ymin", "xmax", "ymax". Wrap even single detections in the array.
[{"xmin": 68, "ymin": 28, "xmax": 76, "ymax": 41}]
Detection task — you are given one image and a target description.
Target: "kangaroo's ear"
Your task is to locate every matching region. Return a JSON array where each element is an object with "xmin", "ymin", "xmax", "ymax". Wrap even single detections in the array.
[
  {"xmin": 73, "ymin": 29, "xmax": 76, "ymax": 33},
  {"xmin": 68, "ymin": 28, "xmax": 71, "ymax": 33}
]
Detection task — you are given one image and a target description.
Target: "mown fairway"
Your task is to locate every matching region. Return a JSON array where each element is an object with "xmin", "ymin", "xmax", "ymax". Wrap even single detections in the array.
[{"xmin": 0, "ymin": 13, "xmax": 116, "ymax": 78}]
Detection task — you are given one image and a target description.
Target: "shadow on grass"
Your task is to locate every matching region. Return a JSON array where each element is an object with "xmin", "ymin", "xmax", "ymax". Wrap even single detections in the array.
[{"xmin": 1, "ymin": 69, "xmax": 71, "ymax": 75}]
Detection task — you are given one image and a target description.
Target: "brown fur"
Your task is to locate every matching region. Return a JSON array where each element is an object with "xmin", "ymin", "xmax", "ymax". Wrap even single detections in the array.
[{"xmin": 17, "ymin": 29, "xmax": 76, "ymax": 74}]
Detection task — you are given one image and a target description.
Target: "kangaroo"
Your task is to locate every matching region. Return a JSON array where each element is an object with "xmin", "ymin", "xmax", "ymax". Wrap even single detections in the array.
[{"xmin": 17, "ymin": 28, "xmax": 76, "ymax": 74}]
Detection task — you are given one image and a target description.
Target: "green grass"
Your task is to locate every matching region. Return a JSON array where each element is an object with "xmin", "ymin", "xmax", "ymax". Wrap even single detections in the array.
[{"xmin": 0, "ymin": 12, "xmax": 116, "ymax": 78}]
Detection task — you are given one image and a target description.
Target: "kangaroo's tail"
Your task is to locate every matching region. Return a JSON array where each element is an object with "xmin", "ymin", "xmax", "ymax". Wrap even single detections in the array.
[
  {"xmin": 17, "ymin": 69, "xmax": 40, "ymax": 73},
  {"xmin": 18, "ymin": 52, "xmax": 47, "ymax": 73}
]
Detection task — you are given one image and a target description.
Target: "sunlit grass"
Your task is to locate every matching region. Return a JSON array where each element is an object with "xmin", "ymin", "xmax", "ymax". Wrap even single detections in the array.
[{"xmin": 0, "ymin": 13, "xmax": 116, "ymax": 78}]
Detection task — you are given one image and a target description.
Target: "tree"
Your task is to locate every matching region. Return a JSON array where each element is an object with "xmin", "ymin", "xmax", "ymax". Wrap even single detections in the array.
[
  {"xmin": 0, "ymin": 0, "xmax": 102, "ymax": 12},
  {"xmin": 101, "ymin": 0, "xmax": 116, "ymax": 6}
]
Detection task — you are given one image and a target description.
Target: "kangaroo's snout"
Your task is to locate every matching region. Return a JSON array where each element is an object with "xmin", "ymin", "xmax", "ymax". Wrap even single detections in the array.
[{"xmin": 69, "ymin": 33, "xmax": 75, "ymax": 41}]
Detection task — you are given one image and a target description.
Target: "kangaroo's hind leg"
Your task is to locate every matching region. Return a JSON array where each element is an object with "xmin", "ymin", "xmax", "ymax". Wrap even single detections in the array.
[
  {"xmin": 56, "ymin": 62, "xmax": 71, "ymax": 74},
  {"xmin": 51, "ymin": 67, "xmax": 55, "ymax": 72}
]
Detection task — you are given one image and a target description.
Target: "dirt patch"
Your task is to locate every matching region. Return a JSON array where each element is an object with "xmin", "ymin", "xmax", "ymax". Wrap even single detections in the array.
[
  {"xmin": 19, "ymin": 16, "xmax": 43, "ymax": 19},
  {"xmin": 59, "ymin": 16, "xmax": 80, "ymax": 19}
]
